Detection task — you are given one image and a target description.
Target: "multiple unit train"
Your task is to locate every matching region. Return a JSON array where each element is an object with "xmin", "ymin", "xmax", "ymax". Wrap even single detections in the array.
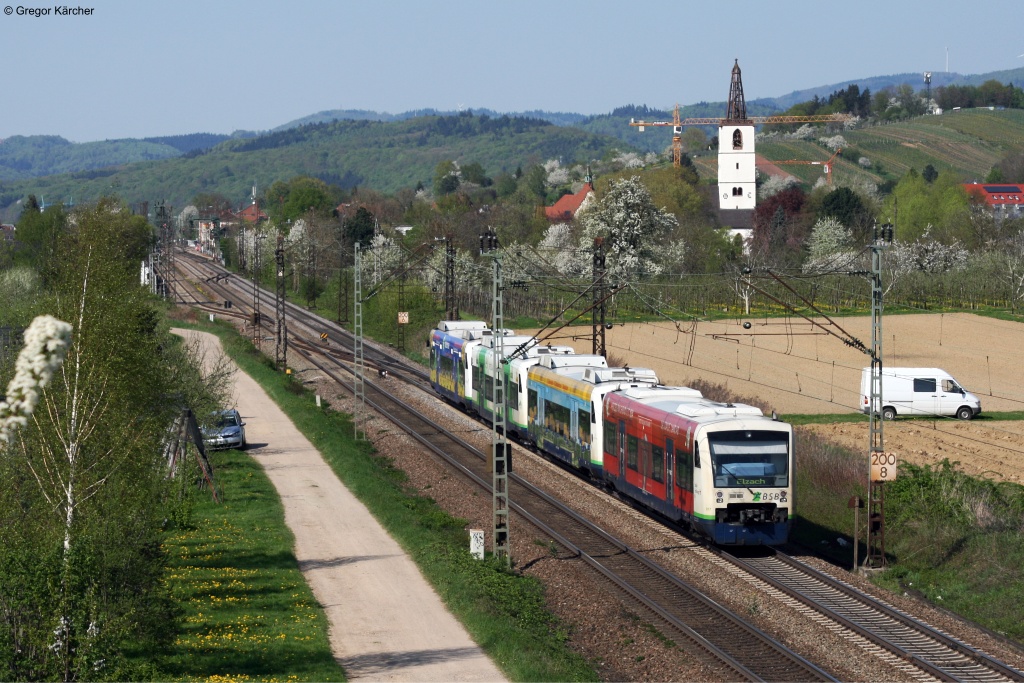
[{"xmin": 429, "ymin": 320, "xmax": 794, "ymax": 546}]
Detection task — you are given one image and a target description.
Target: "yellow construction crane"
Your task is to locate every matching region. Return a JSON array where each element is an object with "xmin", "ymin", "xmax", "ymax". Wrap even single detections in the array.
[
  {"xmin": 629, "ymin": 62, "xmax": 850, "ymax": 167},
  {"xmin": 768, "ymin": 148, "xmax": 843, "ymax": 186},
  {"xmin": 630, "ymin": 112, "xmax": 849, "ymax": 167}
]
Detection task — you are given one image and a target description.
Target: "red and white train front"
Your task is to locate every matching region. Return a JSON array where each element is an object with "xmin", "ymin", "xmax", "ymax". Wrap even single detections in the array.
[{"xmin": 604, "ymin": 387, "xmax": 794, "ymax": 546}]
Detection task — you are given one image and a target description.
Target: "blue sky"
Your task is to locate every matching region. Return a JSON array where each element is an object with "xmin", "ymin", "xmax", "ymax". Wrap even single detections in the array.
[{"xmin": 1, "ymin": 0, "xmax": 1021, "ymax": 142}]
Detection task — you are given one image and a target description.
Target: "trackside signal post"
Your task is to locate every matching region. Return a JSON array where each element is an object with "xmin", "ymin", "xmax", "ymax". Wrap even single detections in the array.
[
  {"xmin": 353, "ymin": 242, "xmax": 366, "ymax": 440},
  {"xmin": 275, "ymin": 235, "xmax": 287, "ymax": 371},
  {"xmin": 866, "ymin": 224, "xmax": 894, "ymax": 569},
  {"xmin": 592, "ymin": 237, "xmax": 607, "ymax": 358},
  {"xmin": 481, "ymin": 228, "xmax": 510, "ymax": 565}
]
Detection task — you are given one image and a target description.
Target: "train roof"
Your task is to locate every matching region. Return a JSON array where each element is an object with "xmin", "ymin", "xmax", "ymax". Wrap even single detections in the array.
[
  {"xmin": 434, "ymin": 326, "xmax": 514, "ymax": 341},
  {"xmin": 538, "ymin": 354, "xmax": 608, "ymax": 369},
  {"xmin": 581, "ymin": 366, "xmax": 659, "ymax": 385},
  {"xmin": 619, "ymin": 385, "xmax": 702, "ymax": 401},
  {"xmin": 673, "ymin": 402, "xmax": 763, "ymax": 418},
  {"xmin": 611, "ymin": 386, "xmax": 765, "ymax": 421},
  {"xmin": 436, "ymin": 320, "xmax": 489, "ymax": 332},
  {"xmin": 479, "ymin": 335, "xmax": 536, "ymax": 350}
]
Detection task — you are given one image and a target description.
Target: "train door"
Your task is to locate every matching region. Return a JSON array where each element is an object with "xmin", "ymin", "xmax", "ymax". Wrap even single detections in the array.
[
  {"xmin": 639, "ymin": 439, "xmax": 651, "ymax": 490},
  {"xmin": 618, "ymin": 421, "xmax": 626, "ymax": 479},
  {"xmin": 665, "ymin": 438, "xmax": 674, "ymax": 505}
]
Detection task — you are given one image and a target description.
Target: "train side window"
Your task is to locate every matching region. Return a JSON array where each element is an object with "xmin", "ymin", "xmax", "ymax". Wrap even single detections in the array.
[
  {"xmin": 675, "ymin": 448, "xmax": 692, "ymax": 491},
  {"xmin": 579, "ymin": 407, "xmax": 591, "ymax": 445},
  {"xmin": 528, "ymin": 388, "xmax": 538, "ymax": 423},
  {"xmin": 651, "ymin": 444, "xmax": 664, "ymax": 482},
  {"xmin": 603, "ymin": 419, "xmax": 616, "ymax": 455},
  {"xmin": 694, "ymin": 444, "xmax": 701, "ymax": 468},
  {"xmin": 627, "ymin": 435, "xmax": 638, "ymax": 471}
]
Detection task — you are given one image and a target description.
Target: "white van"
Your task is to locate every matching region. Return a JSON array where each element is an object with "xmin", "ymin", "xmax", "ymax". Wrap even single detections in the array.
[{"xmin": 860, "ymin": 367, "xmax": 981, "ymax": 420}]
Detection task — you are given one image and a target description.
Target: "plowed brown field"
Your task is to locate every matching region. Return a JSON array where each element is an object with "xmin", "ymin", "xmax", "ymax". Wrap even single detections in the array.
[{"xmin": 527, "ymin": 312, "xmax": 1024, "ymax": 482}]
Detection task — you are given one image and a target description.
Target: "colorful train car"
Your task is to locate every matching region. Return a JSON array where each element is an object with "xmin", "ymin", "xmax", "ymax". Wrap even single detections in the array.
[
  {"xmin": 428, "ymin": 320, "xmax": 490, "ymax": 408},
  {"xmin": 527, "ymin": 356, "xmax": 658, "ymax": 472},
  {"xmin": 475, "ymin": 340, "xmax": 577, "ymax": 440},
  {"xmin": 604, "ymin": 387, "xmax": 793, "ymax": 545},
  {"xmin": 427, "ymin": 321, "xmax": 795, "ymax": 546}
]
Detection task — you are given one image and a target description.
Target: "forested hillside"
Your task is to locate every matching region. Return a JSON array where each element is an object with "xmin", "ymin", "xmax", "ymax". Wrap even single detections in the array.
[
  {"xmin": 0, "ymin": 135, "xmax": 182, "ymax": 181},
  {"xmin": 0, "ymin": 113, "xmax": 633, "ymax": 219}
]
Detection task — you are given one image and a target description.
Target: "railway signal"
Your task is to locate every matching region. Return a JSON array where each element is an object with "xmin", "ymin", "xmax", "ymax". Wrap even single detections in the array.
[{"xmin": 481, "ymin": 228, "xmax": 511, "ymax": 565}]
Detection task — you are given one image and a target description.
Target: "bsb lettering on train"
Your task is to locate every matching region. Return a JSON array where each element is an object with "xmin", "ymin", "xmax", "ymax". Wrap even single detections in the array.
[{"xmin": 428, "ymin": 319, "xmax": 797, "ymax": 547}]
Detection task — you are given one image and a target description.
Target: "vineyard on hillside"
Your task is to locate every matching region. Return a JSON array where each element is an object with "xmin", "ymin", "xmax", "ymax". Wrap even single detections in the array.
[{"xmin": 692, "ymin": 109, "xmax": 1024, "ymax": 190}]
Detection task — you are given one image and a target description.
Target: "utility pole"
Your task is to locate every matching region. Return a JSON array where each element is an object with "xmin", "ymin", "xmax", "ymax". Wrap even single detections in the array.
[
  {"xmin": 592, "ymin": 237, "xmax": 607, "ymax": 358},
  {"xmin": 481, "ymin": 228, "xmax": 510, "ymax": 565},
  {"xmin": 338, "ymin": 228, "xmax": 350, "ymax": 324},
  {"xmin": 239, "ymin": 225, "xmax": 247, "ymax": 274},
  {"xmin": 252, "ymin": 230, "xmax": 262, "ymax": 347},
  {"xmin": 275, "ymin": 235, "xmax": 287, "ymax": 371},
  {"xmin": 397, "ymin": 251, "xmax": 407, "ymax": 353},
  {"xmin": 353, "ymin": 241, "xmax": 366, "ymax": 440},
  {"xmin": 866, "ymin": 223, "xmax": 894, "ymax": 569},
  {"xmin": 444, "ymin": 236, "xmax": 458, "ymax": 320},
  {"xmin": 155, "ymin": 202, "xmax": 169, "ymax": 299}
]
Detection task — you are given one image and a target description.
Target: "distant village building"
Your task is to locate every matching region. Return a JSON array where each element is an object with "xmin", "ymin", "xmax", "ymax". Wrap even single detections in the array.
[
  {"xmin": 235, "ymin": 201, "xmax": 268, "ymax": 224},
  {"xmin": 963, "ymin": 183, "xmax": 1024, "ymax": 215},
  {"xmin": 544, "ymin": 180, "xmax": 594, "ymax": 222},
  {"xmin": 0, "ymin": 224, "xmax": 14, "ymax": 242}
]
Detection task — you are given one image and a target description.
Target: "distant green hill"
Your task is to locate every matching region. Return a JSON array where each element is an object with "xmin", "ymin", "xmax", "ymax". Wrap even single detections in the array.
[
  {"xmin": 687, "ymin": 108, "xmax": 1024, "ymax": 188},
  {"xmin": 0, "ymin": 133, "xmax": 235, "ymax": 182},
  {"xmin": 0, "ymin": 113, "xmax": 635, "ymax": 219},
  {"xmin": 0, "ymin": 135, "xmax": 182, "ymax": 181}
]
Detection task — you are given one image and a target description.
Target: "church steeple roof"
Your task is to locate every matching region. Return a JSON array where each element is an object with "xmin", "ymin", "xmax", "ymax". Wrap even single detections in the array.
[{"xmin": 725, "ymin": 59, "xmax": 747, "ymax": 122}]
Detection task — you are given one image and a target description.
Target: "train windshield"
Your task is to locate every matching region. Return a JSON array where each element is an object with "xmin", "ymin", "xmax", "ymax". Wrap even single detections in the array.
[{"xmin": 707, "ymin": 430, "xmax": 789, "ymax": 488}]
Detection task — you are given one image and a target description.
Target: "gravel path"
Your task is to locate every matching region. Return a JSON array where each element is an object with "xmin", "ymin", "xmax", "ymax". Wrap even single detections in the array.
[{"xmin": 173, "ymin": 328, "xmax": 507, "ymax": 682}]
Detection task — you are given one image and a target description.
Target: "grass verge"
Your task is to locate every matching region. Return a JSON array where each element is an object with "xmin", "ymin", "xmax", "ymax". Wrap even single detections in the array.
[
  {"xmin": 169, "ymin": 316, "xmax": 597, "ymax": 682},
  {"xmin": 791, "ymin": 427, "xmax": 1024, "ymax": 644},
  {"xmin": 161, "ymin": 447, "xmax": 344, "ymax": 682}
]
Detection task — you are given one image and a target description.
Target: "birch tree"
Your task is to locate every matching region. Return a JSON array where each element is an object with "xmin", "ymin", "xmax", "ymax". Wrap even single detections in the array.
[{"xmin": 0, "ymin": 199, "xmax": 183, "ymax": 679}]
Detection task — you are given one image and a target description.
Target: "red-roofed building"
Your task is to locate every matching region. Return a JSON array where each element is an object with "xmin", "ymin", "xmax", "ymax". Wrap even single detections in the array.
[
  {"xmin": 236, "ymin": 201, "xmax": 268, "ymax": 224},
  {"xmin": 963, "ymin": 183, "xmax": 1024, "ymax": 214},
  {"xmin": 544, "ymin": 182, "xmax": 594, "ymax": 222},
  {"xmin": 0, "ymin": 224, "xmax": 14, "ymax": 243}
]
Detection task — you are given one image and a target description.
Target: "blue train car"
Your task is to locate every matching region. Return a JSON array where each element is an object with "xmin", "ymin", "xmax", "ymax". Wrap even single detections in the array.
[{"xmin": 429, "ymin": 320, "xmax": 489, "ymax": 408}]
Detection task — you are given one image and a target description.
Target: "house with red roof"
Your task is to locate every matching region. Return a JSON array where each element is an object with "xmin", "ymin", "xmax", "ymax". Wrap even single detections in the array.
[
  {"xmin": 236, "ymin": 201, "xmax": 268, "ymax": 223},
  {"xmin": 544, "ymin": 181, "xmax": 594, "ymax": 222},
  {"xmin": 963, "ymin": 183, "xmax": 1024, "ymax": 214}
]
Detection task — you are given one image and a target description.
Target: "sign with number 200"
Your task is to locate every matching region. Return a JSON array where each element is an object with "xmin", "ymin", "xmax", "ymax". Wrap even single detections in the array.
[{"xmin": 871, "ymin": 452, "xmax": 898, "ymax": 482}]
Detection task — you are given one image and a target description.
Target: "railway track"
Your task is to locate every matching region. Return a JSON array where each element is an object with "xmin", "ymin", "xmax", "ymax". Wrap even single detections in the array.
[
  {"xmin": 171, "ymin": 251, "xmax": 1024, "ymax": 681},
  {"xmin": 722, "ymin": 550, "xmax": 1024, "ymax": 682}
]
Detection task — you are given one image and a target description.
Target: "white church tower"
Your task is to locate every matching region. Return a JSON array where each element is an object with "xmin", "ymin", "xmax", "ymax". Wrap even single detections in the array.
[{"xmin": 718, "ymin": 60, "xmax": 756, "ymax": 210}]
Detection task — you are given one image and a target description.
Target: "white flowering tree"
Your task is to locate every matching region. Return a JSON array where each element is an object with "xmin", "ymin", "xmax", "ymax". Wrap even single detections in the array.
[
  {"xmin": 578, "ymin": 176, "xmax": 678, "ymax": 280},
  {"xmin": 759, "ymin": 174, "xmax": 799, "ymax": 200},
  {"xmin": 0, "ymin": 315, "xmax": 73, "ymax": 445},
  {"xmin": 883, "ymin": 226, "xmax": 970, "ymax": 296},
  {"xmin": 819, "ymin": 135, "xmax": 847, "ymax": 152},
  {"xmin": 0, "ymin": 199, "xmax": 203, "ymax": 678},
  {"xmin": 803, "ymin": 216, "xmax": 859, "ymax": 274}
]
